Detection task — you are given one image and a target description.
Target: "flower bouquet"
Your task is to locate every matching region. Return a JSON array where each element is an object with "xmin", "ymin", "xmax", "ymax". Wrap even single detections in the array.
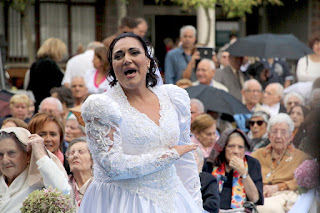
[
  {"xmin": 21, "ymin": 187, "xmax": 75, "ymax": 213},
  {"xmin": 294, "ymin": 159, "xmax": 320, "ymax": 194}
]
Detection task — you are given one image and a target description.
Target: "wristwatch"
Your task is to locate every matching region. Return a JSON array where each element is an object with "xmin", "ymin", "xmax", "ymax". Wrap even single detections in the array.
[{"xmin": 242, "ymin": 173, "xmax": 248, "ymax": 179}]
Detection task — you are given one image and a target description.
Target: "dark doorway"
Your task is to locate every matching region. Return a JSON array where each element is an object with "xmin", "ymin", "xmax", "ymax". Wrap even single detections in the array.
[{"xmin": 154, "ymin": 15, "xmax": 196, "ymax": 74}]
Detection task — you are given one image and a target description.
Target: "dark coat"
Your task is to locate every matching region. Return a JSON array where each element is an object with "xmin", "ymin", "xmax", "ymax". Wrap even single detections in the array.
[
  {"xmin": 200, "ymin": 172, "xmax": 220, "ymax": 213},
  {"xmin": 27, "ymin": 57, "xmax": 64, "ymax": 112},
  {"xmin": 203, "ymin": 155, "xmax": 264, "ymax": 209}
]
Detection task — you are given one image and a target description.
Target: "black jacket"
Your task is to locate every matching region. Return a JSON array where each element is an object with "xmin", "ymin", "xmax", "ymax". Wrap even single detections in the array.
[{"xmin": 200, "ymin": 172, "xmax": 220, "ymax": 213}]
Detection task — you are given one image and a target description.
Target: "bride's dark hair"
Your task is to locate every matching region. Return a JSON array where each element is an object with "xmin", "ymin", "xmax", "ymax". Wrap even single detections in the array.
[{"xmin": 107, "ymin": 32, "xmax": 158, "ymax": 87}]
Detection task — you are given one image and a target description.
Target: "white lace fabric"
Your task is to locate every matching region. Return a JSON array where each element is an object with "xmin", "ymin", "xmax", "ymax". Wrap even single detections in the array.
[{"xmin": 81, "ymin": 84, "xmax": 202, "ymax": 212}]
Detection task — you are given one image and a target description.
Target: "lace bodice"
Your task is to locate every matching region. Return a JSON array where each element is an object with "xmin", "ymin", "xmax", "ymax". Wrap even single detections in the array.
[{"xmin": 81, "ymin": 84, "xmax": 202, "ymax": 212}]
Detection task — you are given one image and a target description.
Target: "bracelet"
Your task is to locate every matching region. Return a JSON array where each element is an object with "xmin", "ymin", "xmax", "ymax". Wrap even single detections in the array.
[{"xmin": 242, "ymin": 173, "xmax": 249, "ymax": 179}]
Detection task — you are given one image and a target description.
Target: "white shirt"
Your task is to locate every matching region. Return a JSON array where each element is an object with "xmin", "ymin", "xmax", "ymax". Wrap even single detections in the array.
[
  {"xmin": 85, "ymin": 69, "xmax": 111, "ymax": 94},
  {"xmin": 262, "ymin": 102, "xmax": 280, "ymax": 117},
  {"xmin": 296, "ymin": 56, "xmax": 320, "ymax": 82},
  {"xmin": 62, "ymin": 50, "xmax": 95, "ymax": 85}
]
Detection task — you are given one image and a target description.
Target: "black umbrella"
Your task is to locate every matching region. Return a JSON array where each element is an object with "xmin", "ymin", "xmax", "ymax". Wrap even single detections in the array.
[
  {"xmin": 226, "ymin": 33, "xmax": 313, "ymax": 59},
  {"xmin": 185, "ymin": 85, "xmax": 249, "ymax": 116}
]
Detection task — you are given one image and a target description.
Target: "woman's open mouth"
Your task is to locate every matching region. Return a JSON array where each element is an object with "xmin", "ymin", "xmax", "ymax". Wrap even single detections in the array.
[{"xmin": 124, "ymin": 69, "xmax": 137, "ymax": 76}]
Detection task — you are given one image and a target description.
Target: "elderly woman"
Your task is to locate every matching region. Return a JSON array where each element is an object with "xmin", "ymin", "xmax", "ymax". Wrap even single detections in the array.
[
  {"xmin": 283, "ymin": 92, "xmax": 305, "ymax": 113},
  {"xmin": 191, "ymin": 114, "xmax": 217, "ymax": 158},
  {"xmin": 28, "ymin": 112, "xmax": 65, "ymax": 164},
  {"xmin": 0, "ymin": 127, "xmax": 70, "ymax": 213},
  {"xmin": 0, "ymin": 94, "xmax": 31, "ymax": 126},
  {"xmin": 1, "ymin": 118, "xmax": 28, "ymax": 129},
  {"xmin": 289, "ymin": 105, "xmax": 310, "ymax": 148},
  {"xmin": 247, "ymin": 110, "xmax": 270, "ymax": 152},
  {"xmin": 64, "ymin": 113, "xmax": 86, "ymax": 154},
  {"xmin": 251, "ymin": 113, "xmax": 309, "ymax": 213},
  {"xmin": 204, "ymin": 129, "xmax": 263, "ymax": 210},
  {"xmin": 27, "ymin": 37, "xmax": 67, "ymax": 111},
  {"xmin": 66, "ymin": 137, "xmax": 93, "ymax": 207}
]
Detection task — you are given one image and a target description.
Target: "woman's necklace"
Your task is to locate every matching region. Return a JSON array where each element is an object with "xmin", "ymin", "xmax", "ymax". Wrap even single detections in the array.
[{"xmin": 266, "ymin": 149, "xmax": 286, "ymax": 179}]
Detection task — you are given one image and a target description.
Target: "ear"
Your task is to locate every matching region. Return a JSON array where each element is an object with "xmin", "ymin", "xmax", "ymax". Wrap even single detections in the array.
[{"xmin": 147, "ymin": 59, "xmax": 151, "ymax": 69}]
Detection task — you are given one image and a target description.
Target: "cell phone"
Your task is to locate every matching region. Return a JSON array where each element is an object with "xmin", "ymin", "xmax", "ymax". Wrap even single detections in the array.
[{"xmin": 197, "ymin": 47, "xmax": 214, "ymax": 59}]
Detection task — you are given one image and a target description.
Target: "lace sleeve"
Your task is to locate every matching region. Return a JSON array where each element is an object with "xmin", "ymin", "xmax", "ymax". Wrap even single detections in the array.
[
  {"xmin": 81, "ymin": 94, "xmax": 180, "ymax": 180},
  {"xmin": 163, "ymin": 85, "xmax": 204, "ymax": 209}
]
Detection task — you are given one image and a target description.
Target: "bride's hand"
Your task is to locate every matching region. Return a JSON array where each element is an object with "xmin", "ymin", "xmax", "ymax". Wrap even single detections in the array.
[{"xmin": 172, "ymin": 144, "xmax": 198, "ymax": 157}]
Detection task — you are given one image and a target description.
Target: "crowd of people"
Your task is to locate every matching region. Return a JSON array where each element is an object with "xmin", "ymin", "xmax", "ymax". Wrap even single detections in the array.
[{"xmin": 0, "ymin": 16, "xmax": 319, "ymax": 213}]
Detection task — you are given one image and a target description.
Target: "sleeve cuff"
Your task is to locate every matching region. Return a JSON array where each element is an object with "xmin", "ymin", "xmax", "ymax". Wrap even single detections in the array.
[{"xmin": 36, "ymin": 155, "xmax": 51, "ymax": 168}]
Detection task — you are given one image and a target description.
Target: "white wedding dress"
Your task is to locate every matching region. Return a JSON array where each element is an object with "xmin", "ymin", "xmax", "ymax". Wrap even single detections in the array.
[{"xmin": 79, "ymin": 84, "xmax": 203, "ymax": 213}]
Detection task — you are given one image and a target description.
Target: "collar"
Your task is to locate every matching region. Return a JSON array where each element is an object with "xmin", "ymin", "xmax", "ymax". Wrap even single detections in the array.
[{"xmin": 262, "ymin": 143, "xmax": 295, "ymax": 158}]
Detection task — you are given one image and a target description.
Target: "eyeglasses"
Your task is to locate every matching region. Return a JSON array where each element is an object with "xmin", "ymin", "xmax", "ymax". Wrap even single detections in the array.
[
  {"xmin": 287, "ymin": 101, "xmax": 300, "ymax": 106},
  {"xmin": 249, "ymin": 120, "xmax": 265, "ymax": 127},
  {"xmin": 270, "ymin": 129, "xmax": 289, "ymax": 136}
]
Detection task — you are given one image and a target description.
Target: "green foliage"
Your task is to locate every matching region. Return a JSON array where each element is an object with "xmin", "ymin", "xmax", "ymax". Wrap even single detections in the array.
[
  {"xmin": 159, "ymin": 0, "xmax": 284, "ymax": 18},
  {"xmin": 1, "ymin": 0, "xmax": 33, "ymax": 13},
  {"xmin": 21, "ymin": 187, "xmax": 75, "ymax": 213}
]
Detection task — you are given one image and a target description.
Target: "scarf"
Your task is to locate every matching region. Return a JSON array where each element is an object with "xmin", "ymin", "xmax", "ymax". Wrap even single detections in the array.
[
  {"xmin": 212, "ymin": 158, "xmax": 248, "ymax": 209},
  {"xmin": 55, "ymin": 149, "xmax": 64, "ymax": 164}
]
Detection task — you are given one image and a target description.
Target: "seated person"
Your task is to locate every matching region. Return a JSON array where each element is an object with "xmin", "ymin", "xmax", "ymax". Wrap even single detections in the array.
[
  {"xmin": 204, "ymin": 129, "xmax": 264, "ymax": 210},
  {"xmin": 0, "ymin": 93, "xmax": 31, "ymax": 126},
  {"xmin": 66, "ymin": 137, "xmax": 93, "ymax": 208},
  {"xmin": 191, "ymin": 114, "xmax": 217, "ymax": 158},
  {"xmin": 247, "ymin": 110, "xmax": 270, "ymax": 152},
  {"xmin": 1, "ymin": 117, "xmax": 28, "ymax": 129},
  {"xmin": 0, "ymin": 127, "xmax": 70, "ymax": 212},
  {"xmin": 251, "ymin": 113, "xmax": 309, "ymax": 213}
]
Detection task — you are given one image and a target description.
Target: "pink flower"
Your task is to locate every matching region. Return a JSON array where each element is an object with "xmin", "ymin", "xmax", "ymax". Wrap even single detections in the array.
[{"xmin": 294, "ymin": 159, "xmax": 320, "ymax": 189}]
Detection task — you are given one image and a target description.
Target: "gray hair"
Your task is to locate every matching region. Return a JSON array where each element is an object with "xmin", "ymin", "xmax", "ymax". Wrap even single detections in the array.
[
  {"xmin": 180, "ymin": 25, "xmax": 197, "ymax": 37},
  {"xmin": 66, "ymin": 137, "xmax": 91, "ymax": 157},
  {"xmin": 251, "ymin": 110, "xmax": 270, "ymax": 123},
  {"xmin": 283, "ymin": 92, "xmax": 305, "ymax": 106},
  {"xmin": 269, "ymin": 83, "xmax": 284, "ymax": 99},
  {"xmin": 243, "ymin": 79, "xmax": 262, "ymax": 91},
  {"xmin": 190, "ymin": 98, "xmax": 205, "ymax": 113},
  {"xmin": 199, "ymin": 58, "xmax": 216, "ymax": 70},
  {"xmin": 66, "ymin": 113, "xmax": 86, "ymax": 134},
  {"xmin": 87, "ymin": 41, "xmax": 104, "ymax": 50},
  {"xmin": 71, "ymin": 75, "xmax": 88, "ymax": 87},
  {"xmin": 39, "ymin": 97, "xmax": 63, "ymax": 113},
  {"xmin": 267, "ymin": 113, "xmax": 294, "ymax": 135}
]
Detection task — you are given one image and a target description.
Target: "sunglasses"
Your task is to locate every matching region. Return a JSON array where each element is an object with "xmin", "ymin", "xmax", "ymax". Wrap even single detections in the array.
[{"xmin": 249, "ymin": 120, "xmax": 265, "ymax": 127}]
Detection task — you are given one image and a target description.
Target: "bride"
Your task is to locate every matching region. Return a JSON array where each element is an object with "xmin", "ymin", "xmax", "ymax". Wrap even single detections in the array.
[{"xmin": 79, "ymin": 32, "xmax": 203, "ymax": 213}]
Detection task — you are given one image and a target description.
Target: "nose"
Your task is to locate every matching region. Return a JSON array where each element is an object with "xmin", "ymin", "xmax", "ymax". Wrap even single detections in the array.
[
  {"xmin": 2, "ymin": 154, "xmax": 10, "ymax": 164},
  {"xmin": 123, "ymin": 53, "xmax": 132, "ymax": 65}
]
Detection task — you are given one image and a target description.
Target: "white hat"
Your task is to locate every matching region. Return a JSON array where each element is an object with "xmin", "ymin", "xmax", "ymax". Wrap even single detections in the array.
[{"xmin": 0, "ymin": 127, "xmax": 31, "ymax": 145}]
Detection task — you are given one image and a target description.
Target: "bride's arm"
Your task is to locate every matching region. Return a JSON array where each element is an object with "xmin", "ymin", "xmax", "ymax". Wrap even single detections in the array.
[
  {"xmin": 163, "ymin": 84, "xmax": 203, "ymax": 209},
  {"xmin": 82, "ymin": 94, "xmax": 182, "ymax": 180}
]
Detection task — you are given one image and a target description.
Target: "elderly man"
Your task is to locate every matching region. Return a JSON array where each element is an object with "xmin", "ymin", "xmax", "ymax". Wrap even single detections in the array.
[
  {"xmin": 192, "ymin": 59, "xmax": 228, "ymax": 92},
  {"xmin": 283, "ymin": 92, "xmax": 305, "ymax": 113},
  {"xmin": 38, "ymin": 97, "xmax": 64, "ymax": 120},
  {"xmin": 262, "ymin": 83, "xmax": 286, "ymax": 117},
  {"xmin": 165, "ymin": 25, "xmax": 197, "ymax": 84},
  {"xmin": 214, "ymin": 55, "xmax": 246, "ymax": 101},
  {"xmin": 251, "ymin": 113, "xmax": 309, "ymax": 213},
  {"xmin": 241, "ymin": 79, "xmax": 264, "ymax": 113},
  {"xmin": 190, "ymin": 98, "xmax": 205, "ymax": 124},
  {"xmin": 70, "ymin": 76, "xmax": 89, "ymax": 107},
  {"xmin": 62, "ymin": 41, "xmax": 104, "ymax": 87}
]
